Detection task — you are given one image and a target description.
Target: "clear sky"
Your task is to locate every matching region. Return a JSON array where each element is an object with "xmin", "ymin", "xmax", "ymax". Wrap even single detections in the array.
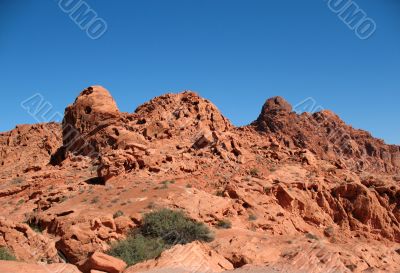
[{"xmin": 0, "ymin": 0, "xmax": 399, "ymax": 144}]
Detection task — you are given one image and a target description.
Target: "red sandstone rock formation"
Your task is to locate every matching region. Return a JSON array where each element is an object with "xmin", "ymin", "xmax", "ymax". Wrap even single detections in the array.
[
  {"xmin": 0, "ymin": 86, "xmax": 400, "ymax": 273},
  {"xmin": 254, "ymin": 96, "xmax": 400, "ymax": 174}
]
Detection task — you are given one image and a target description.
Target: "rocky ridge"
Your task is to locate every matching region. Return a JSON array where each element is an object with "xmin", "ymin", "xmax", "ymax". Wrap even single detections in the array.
[{"xmin": 0, "ymin": 86, "xmax": 399, "ymax": 273}]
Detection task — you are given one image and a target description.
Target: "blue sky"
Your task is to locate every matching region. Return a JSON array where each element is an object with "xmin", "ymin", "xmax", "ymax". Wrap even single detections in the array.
[{"xmin": 0, "ymin": 0, "xmax": 399, "ymax": 143}]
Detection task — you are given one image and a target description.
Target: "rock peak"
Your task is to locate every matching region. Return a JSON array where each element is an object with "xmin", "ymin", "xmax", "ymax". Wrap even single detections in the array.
[
  {"xmin": 61, "ymin": 86, "xmax": 120, "ymax": 153},
  {"xmin": 73, "ymin": 86, "xmax": 119, "ymax": 114},
  {"xmin": 261, "ymin": 96, "xmax": 292, "ymax": 114},
  {"xmin": 254, "ymin": 96, "xmax": 293, "ymax": 133},
  {"xmin": 134, "ymin": 91, "xmax": 232, "ymax": 132}
]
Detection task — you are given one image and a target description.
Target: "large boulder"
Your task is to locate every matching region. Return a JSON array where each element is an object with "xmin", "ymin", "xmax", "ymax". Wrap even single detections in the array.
[
  {"xmin": 62, "ymin": 86, "xmax": 120, "ymax": 156},
  {"xmin": 255, "ymin": 96, "xmax": 292, "ymax": 133},
  {"xmin": 78, "ymin": 252, "xmax": 127, "ymax": 273},
  {"xmin": 63, "ymin": 86, "xmax": 119, "ymax": 136}
]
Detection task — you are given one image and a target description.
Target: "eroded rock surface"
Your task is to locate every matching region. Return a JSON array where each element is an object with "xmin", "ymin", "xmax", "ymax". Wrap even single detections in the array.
[{"xmin": 0, "ymin": 86, "xmax": 400, "ymax": 273}]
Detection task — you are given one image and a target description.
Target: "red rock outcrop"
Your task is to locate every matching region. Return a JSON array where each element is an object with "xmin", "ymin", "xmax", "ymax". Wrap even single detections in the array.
[
  {"xmin": 253, "ymin": 96, "xmax": 400, "ymax": 174},
  {"xmin": 78, "ymin": 252, "xmax": 127, "ymax": 273},
  {"xmin": 0, "ymin": 217, "xmax": 60, "ymax": 263},
  {"xmin": 0, "ymin": 123, "xmax": 61, "ymax": 180},
  {"xmin": 53, "ymin": 87, "xmax": 235, "ymax": 181},
  {"xmin": 134, "ymin": 91, "xmax": 232, "ymax": 137},
  {"xmin": 1, "ymin": 86, "xmax": 400, "ymax": 273},
  {"xmin": 47, "ymin": 213, "xmax": 135, "ymax": 264}
]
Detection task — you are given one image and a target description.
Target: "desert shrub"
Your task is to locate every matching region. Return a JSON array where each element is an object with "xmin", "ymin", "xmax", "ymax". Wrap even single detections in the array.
[
  {"xmin": 249, "ymin": 168, "xmax": 259, "ymax": 177},
  {"xmin": 107, "ymin": 234, "xmax": 165, "ymax": 266},
  {"xmin": 263, "ymin": 186, "xmax": 272, "ymax": 194},
  {"xmin": 269, "ymin": 167, "xmax": 277, "ymax": 172},
  {"xmin": 215, "ymin": 190, "xmax": 225, "ymax": 197},
  {"xmin": 90, "ymin": 196, "xmax": 100, "ymax": 204},
  {"xmin": 113, "ymin": 210, "xmax": 124, "ymax": 219},
  {"xmin": 346, "ymin": 264, "xmax": 357, "ymax": 271},
  {"xmin": 305, "ymin": 232, "xmax": 319, "ymax": 241},
  {"xmin": 59, "ymin": 196, "xmax": 68, "ymax": 203},
  {"xmin": 217, "ymin": 219, "xmax": 232, "ymax": 229},
  {"xmin": 324, "ymin": 226, "xmax": 334, "ymax": 237},
  {"xmin": 29, "ymin": 222, "xmax": 43, "ymax": 233},
  {"xmin": 248, "ymin": 214, "xmax": 257, "ymax": 221},
  {"xmin": 141, "ymin": 209, "xmax": 214, "ymax": 244},
  {"xmin": 0, "ymin": 247, "xmax": 16, "ymax": 261},
  {"xmin": 10, "ymin": 177, "xmax": 24, "ymax": 185},
  {"xmin": 161, "ymin": 180, "xmax": 175, "ymax": 185},
  {"xmin": 155, "ymin": 181, "xmax": 169, "ymax": 190},
  {"xmin": 108, "ymin": 208, "xmax": 214, "ymax": 266},
  {"xmin": 26, "ymin": 218, "xmax": 44, "ymax": 233}
]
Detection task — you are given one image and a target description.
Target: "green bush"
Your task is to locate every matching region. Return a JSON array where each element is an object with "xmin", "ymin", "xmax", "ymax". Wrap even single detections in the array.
[
  {"xmin": 141, "ymin": 209, "xmax": 214, "ymax": 244},
  {"xmin": 113, "ymin": 210, "xmax": 124, "ymax": 219},
  {"xmin": 217, "ymin": 219, "xmax": 232, "ymax": 229},
  {"xmin": 215, "ymin": 190, "xmax": 224, "ymax": 197},
  {"xmin": 161, "ymin": 180, "xmax": 175, "ymax": 185},
  {"xmin": 90, "ymin": 196, "xmax": 100, "ymax": 204},
  {"xmin": 249, "ymin": 168, "xmax": 260, "ymax": 177},
  {"xmin": 305, "ymin": 232, "xmax": 319, "ymax": 241},
  {"xmin": 27, "ymin": 221, "xmax": 44, "ymax": 233},
  {"xmin": 107, "ymin": 234, "xmax": 164, "ymax": 266},
  {"xmin": 248, "ymin": 214, "xmax": 257, "ymax": 221},
  {"xmin": 107, "ymin": 209, "xmax": 214, "ymax": 266},
  {"xmin": 10, "ymin": 177, "xmax": 24, "ymax": 185},
  {"xmin": 0, "ymin": 247, "xmax": 16, "ymax": 261}
]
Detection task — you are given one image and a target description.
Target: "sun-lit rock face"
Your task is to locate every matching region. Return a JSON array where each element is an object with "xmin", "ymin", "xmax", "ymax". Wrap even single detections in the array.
[
  {"xmin": 0, "ymin": 123, "xmax": 62, "ymax": 176},
  {"xmin": 62, "ymin": 86, "xmax": 119, "ymax": 151},
  {"xmin": 55, "ymin": 87, "xmax": 235, "ymax": 181},
  {"xmin": 64, "ymin": 86, "xmax": 119, "ymax": 133},
  {"xmin": 1, "ymin": 86, "xmax": 400, "ymax": 273},
  {"xmin": 260, "ymin": 96, "xmax": 293, "ymax": 115},
  {"xmin": 134, "ymin": 90, "xmax": 232, "ymax": 135},
  {"xmin": 253, "ymin": 95, "xmax": 400, "ymax": 174},
  {"xmin": 255, "ymin": 96, "xmax": 293, "ymax": 133}
]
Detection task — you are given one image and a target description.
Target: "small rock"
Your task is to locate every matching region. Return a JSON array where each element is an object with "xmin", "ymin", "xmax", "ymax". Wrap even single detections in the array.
[
  {"xmin": 193, "ymin": 132, "xmax": 214, "ymax": 149},
  {"xmin": 115, "ymin": 216, "xmax": 135, "ymax": 233},
  {"xmin": 79, "ymin": 252, "xmax": 127, "ymax": 273}
]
